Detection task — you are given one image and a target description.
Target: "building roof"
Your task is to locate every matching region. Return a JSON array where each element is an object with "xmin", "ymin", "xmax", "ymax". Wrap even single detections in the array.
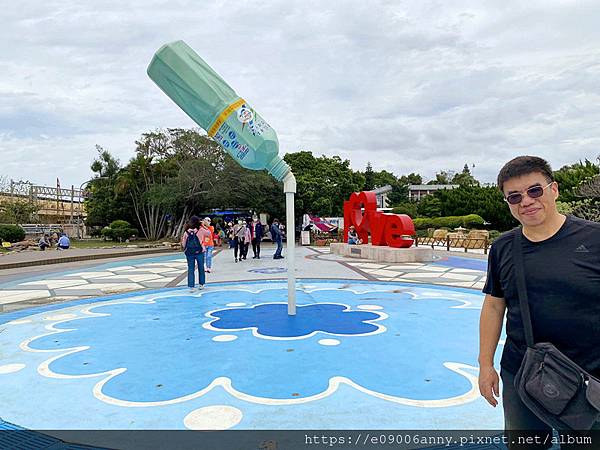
[{"xmin": 409, "ymin": 184, "xmax": 459, "ymax": 190}]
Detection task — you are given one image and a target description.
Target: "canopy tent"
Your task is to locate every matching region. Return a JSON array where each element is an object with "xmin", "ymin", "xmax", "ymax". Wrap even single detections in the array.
[{"xmin": 302, "ymin": 214, "xmax": 338, "ymax": 233}]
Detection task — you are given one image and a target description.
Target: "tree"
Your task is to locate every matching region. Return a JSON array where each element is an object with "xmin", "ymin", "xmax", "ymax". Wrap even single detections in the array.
[
  {"xmin": 434, "ymin": 186, "xmax": 517, "ymax": 231},
  {"xmin": 417, "ymin": 195, "xmax": 442, "ymax": 217},
  {"xmin": 0, "ymin": 200, "xmax": 38, "ymax": 224},
  {"xmin": 427, "ymin": 171, "xmax": 452, "ymax": 185},
  {"xmin": 284, "ymin": 151, "xmax": 365, "ymax": 217},
  {"xmin": 571, "ymin": 199, "xmax": 600, "ymax": 222},
  {"xmin": 85, "ymin": 148, "xmax": 134, "ymax": 228},
  {"xmin": 577, "ymin": 174, "xmax": 600, "ymax": 198},
  {"xmin": 554, "ymin": 159, "xmax": 600, "ymax": 203},
  {"xmin": 88, "ymin": 129, "xmax": 293, "ymax": 239},
  {"xmin": 363, "ymin": 162, "xmax": 375, "ymax": 191},
  {"xmin": 399, "ymin": 173, "xmax": 423, "ymax": 186},
  {"xmin": 452, "ymin": 164, "xmax": 479, "ymax": 187},
  {"xmin": 571, "ymin": 173, "xmax": 600, "ymax": 222},
  {"xmin": 371, "ymin": 169, "xmax": 396, "ymax": 189},
  {"xmin": 391, "ymin": 201, "xmax": 418, "ymax": 218}
]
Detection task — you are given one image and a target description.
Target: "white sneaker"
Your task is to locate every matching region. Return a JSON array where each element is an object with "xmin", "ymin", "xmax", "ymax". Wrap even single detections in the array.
[
  {"xmin": 198, "ymin": 285, "xmax": 205, "ymax": 290},
  {"xmin": 189, "ymin": 287, "xmax": 197, "ymax": 293}
]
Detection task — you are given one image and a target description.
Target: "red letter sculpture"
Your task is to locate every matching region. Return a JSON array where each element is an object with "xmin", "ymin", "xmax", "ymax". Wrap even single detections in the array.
[{"xmin": 344, "ymin": 191, "xmax": 414, "ymax": 248}]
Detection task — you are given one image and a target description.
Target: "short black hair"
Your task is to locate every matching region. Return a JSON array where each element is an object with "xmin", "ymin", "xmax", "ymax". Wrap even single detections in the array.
[
  {"xmin": 497, "ymin": 156, "xmax": 554, "ymax": 192},
  {"xmin": 188, "ymin": 215, "xmax": 201, "ymax": 229}
]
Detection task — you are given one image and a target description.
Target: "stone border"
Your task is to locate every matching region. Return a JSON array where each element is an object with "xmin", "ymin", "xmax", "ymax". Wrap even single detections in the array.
[
  {"xmin": 330, "ymin": 243, "xmax": 434, "ymax": 263},
  {"xmin": 0, "ymin": 247, "xmax": 178, "ymax": 271}
]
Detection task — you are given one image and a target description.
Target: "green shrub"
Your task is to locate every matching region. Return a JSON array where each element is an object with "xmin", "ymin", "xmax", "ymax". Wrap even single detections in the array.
[
  {"xmin": 100, "ymin": 220, "xmax": 138, "ymax": 241},
  {"xmin": 109, "ymin": 220, "xmax": 131, "ymax": 229},
  {"xmin": 435, "ymin": 216, "xmax": 463, "ymax": 229},
  {"xmin": 463, "ymin": 214, "xmax": 485, "ymax": 228},
  {"xmin": 413, "ymin": 217, "xmax": 435, "ymax": 229},
  {"xmin": 391, "ymin": 202, "xmax": 418, "ymax": 218},
  {"xmin": 101, "ymin": 226, "xmax": 113, "ymax": 240},
  {"xmin": 89, "ymin": 227, "xmax": 103, "ymax": 238},
  {"xmin": 112, "ymin": 226, "xmax": 138, "ymax": 241},
  {"xmin": 0, "ymin": 224, "xmax": 25, "ymax": 243}
]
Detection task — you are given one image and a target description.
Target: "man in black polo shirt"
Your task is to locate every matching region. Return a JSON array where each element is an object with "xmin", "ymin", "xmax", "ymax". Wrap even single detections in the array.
[{"xmin": 478, "ymin": 156, "xmax": 600, "ymax": 448}]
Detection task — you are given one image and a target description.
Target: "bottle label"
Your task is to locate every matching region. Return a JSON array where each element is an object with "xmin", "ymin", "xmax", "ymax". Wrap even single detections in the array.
[{"xmin": 210, "ymin": 100, "xmax": 272, "ymax": 162}]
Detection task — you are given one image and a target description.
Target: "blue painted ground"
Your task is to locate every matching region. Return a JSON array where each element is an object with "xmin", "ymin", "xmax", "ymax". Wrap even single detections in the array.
[
  {"xmin": 0, "ymin": 280, "xmax": 505, "ymax": 430},
  {"xmin": 432, "ymin": 255, "xmax": 488, "ymax": 271}
]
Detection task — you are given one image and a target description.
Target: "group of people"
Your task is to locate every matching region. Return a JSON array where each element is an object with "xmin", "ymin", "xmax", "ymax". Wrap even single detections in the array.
[
  {"xmin": 223, "ymin": 217, "xmax": 285, "ymax": 262},
  {"xmin": 181, "ymin": 215, "xmax": 286, "ymax": 291},
  {"xmin": 38, "ymin": 232, "xmax": 70, "ymax": 251},
  {"xmin": 227, "ymin": 216, "xmax": 264, "ymax": 262},
  {"xmin": 180, "ymin": 216, "xmax": 216, "ymax": 291}
]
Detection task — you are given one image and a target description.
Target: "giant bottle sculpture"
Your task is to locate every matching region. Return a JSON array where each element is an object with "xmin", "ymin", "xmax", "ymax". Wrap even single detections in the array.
[
  {"xmin": 147, "ymin": 40, "xmax": 290, "ymax": 181},
  {"xmin": 148, "ymin": 40, "xmax": 297, "ymax": 314}
]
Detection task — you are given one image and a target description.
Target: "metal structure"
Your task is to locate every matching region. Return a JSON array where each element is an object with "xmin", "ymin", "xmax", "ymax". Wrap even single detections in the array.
[{"xmin": 4, "ymin": 180, "xmax": 87, "ymax": 226}]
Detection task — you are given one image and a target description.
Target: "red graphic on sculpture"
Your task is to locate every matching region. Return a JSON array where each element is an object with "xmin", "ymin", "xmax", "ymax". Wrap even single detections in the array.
[{"xmin": 343, "ymin": 191, "xmax": 415, "ymax": 248}]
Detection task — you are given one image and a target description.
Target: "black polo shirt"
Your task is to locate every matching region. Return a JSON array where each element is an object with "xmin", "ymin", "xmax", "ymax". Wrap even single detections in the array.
[{"xmin": 483, "ymin": 215, "xmax": 600, "ymax": 377}]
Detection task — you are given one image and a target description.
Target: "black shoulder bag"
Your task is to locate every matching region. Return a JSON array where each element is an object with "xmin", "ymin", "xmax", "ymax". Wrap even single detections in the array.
[{"xmin": 512, "ymin": 230, "xmax": 600, "ymax": 430}]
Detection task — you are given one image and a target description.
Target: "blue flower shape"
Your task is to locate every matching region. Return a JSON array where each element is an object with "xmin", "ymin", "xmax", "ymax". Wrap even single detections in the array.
[
  {"xmin": 26, "ymin": 284, "xmax": 485, "ymax": 406},
  {"xmin": 206, "ymin": 303, "xmax": 382, "ymax": 338}
]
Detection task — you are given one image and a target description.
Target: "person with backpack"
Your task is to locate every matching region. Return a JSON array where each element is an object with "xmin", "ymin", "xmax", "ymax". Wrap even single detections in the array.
[{"xmin": 181, "ymin": 216, "xmax": 210, "ymax": 291}]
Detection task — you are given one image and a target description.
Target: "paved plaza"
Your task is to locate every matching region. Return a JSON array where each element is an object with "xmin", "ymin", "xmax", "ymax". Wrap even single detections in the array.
[{"xmin": 0, "ymin": 243, "xmax": 522, "ymax": 448}]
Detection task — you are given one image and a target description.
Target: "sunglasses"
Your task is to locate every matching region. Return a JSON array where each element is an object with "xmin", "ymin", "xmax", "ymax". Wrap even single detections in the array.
[{"xmin": 504, "ymin": 182, "xmax": 553, "ymax": 205}]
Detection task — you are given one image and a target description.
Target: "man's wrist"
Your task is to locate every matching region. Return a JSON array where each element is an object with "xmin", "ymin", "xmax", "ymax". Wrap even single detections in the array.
[{"xmin": 478, "ymin": 358, "xmax": 495, "ymax": 368}]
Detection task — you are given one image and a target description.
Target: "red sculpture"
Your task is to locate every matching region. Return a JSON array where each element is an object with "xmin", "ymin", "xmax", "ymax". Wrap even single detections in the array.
[{"xmin": 343, "ymin": 191, "xmax": 415, "ymax": 248}]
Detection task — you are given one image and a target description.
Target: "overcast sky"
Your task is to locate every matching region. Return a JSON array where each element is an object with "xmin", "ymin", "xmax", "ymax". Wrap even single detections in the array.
[{"xmin": 2, "ymin": 0, "xmax": 600, "ymax": 189}]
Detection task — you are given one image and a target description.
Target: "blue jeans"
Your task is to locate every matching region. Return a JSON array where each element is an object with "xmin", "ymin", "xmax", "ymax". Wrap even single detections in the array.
[
  {"xmin": 274, "ymin": 239, "xmax": 283, "ymax": 258},
  {"xmin": 348, "ymin": 238, "xmax": 358, "ymax": 245},
  {"xmin": 185, "ymin": 252, "xmax": 205, "ymax": 287},
  {"xmin": 205, "ymin": 246, "xmax": 214, "ymax": 269}
]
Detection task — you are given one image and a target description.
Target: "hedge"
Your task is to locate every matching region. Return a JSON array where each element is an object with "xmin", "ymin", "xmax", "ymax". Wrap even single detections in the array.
[
  {"xmin": 0, "ymin": 224, "xmax": 26, "ymax": 243},
  {"xmin": 412, "ymin": 214, "xmax": 485, "ymax": 230}
]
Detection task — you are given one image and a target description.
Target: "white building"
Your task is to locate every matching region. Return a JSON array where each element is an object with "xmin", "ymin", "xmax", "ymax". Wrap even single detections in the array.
[{"xmin": 408, "ymin": 184, "xmax": 459, "ymax": 202}]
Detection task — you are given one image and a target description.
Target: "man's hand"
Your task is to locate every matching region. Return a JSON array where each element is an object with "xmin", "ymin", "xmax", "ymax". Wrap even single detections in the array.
[{"xmin": 478, "ymin": 365, "xmax": 500, "ymax": 407}]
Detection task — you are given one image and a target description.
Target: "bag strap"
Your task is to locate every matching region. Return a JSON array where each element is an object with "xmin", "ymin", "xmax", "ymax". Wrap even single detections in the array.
[{"xmin": 512, "ymin": 229, "xmax": 535, "ymax": 348}]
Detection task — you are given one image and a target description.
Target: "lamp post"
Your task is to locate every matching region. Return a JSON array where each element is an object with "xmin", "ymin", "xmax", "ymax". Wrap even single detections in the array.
[{"xmin": 77, "ymin": 177, "xmax": 107, "ymax": 239}]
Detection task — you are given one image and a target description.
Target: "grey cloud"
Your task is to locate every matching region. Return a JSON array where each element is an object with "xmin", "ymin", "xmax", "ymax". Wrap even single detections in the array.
[{"xmin": 1, "ymin": 0, "xmax": 600, "ymax": 187}]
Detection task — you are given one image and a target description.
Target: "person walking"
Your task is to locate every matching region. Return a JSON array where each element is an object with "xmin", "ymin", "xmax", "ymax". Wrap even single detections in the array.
[
  {"xmin": 478, "ymin": 156, "xmax": 600, "ymax": 448},
  {"xmin": 181, "ymin": 216, "xmax": 209, "ymax": 291},
  {"xmin": 201, "ymin": 217, "xmax": 215, "ymax": 273},
  {"xmin": 241, "ymin": 220, "xmax": 251, "ymax": 260},
  {"xmin": 271, "ymin": 218, "xmax": 284, "ymax": 259},
  {"xmin": 251, "ymin": 216, "xmax": 264, "ymax": 259},
  {"xmin": 226, "ymin": 222, "xmax": 234, "ymax": 248},
  {"xmin": 232, "ymin": 219, "xmax": 246, "ymax": 262}
]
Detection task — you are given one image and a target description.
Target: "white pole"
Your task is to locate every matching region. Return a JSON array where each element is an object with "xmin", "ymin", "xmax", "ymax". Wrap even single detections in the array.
[{"xmin": 283, "ymin": 172, "xmax": 297, "ymax": 315}]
